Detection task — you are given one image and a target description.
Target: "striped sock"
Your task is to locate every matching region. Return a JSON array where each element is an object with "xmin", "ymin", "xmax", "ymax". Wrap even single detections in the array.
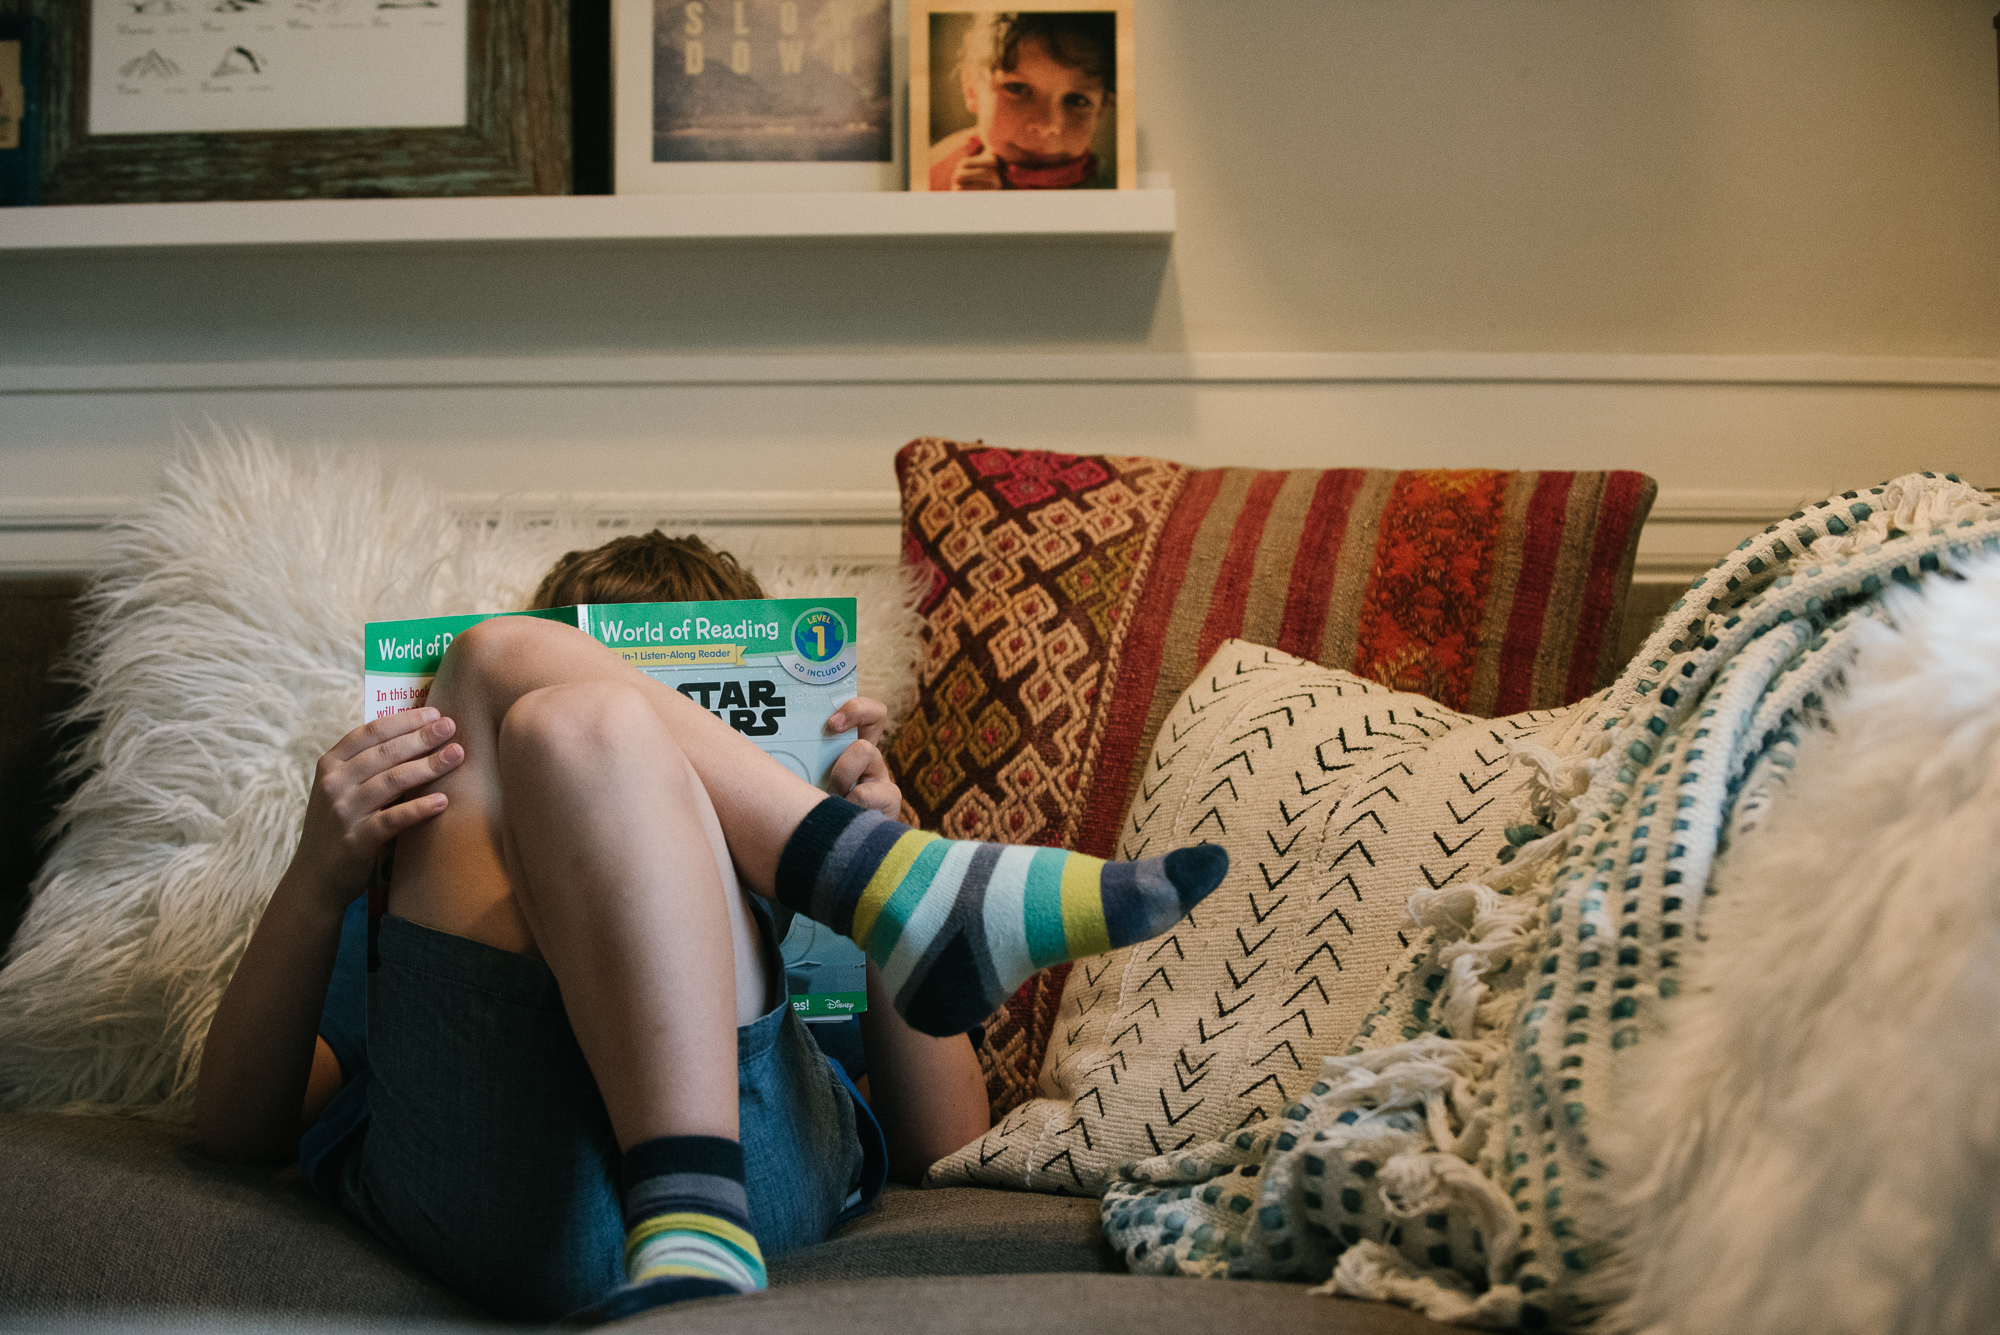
[
  {"xmin": 774, "ymin": 799, "xmax": 1230, "ymax": 1037},
  {"xmin": 571, "ymin": 1135, "xmax": 765, "ymax": 1324}
]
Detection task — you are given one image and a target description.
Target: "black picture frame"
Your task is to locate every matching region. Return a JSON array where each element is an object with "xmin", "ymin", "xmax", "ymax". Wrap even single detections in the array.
[{"xmin": 9, "ymin": 0, "xmax": 575, "ymax": 203}]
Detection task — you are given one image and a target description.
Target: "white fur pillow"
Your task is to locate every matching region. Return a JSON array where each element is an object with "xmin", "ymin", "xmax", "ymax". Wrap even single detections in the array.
[
  {"xmin": 1603, "ymin": 554, "xmax": 2000, "ymax": 1335},
  {"xmin": 0, "ymin": 432, "xmax": 922, "ymax": 1119}
]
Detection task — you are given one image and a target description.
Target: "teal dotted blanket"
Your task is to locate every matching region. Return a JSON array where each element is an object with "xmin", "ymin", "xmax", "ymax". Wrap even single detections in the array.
[{"xmin": 1100, "ymin": 473, "xmax": 2000, "ymax": 1329}]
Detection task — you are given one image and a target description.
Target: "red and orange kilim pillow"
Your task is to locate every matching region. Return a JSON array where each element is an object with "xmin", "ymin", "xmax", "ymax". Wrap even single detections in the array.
[{"xmin": 882, "ymin": 437, "xmax": 1657, "ymax": 1118}]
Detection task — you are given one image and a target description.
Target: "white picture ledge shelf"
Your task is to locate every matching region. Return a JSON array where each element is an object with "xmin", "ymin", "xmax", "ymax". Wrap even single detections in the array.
[{"xmin": 0, "ymin": 189, "xmax": 1176, "ymax": 252}]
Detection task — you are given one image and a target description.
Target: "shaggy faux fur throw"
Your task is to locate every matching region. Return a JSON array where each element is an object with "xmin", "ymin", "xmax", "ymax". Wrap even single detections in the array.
[
  {"xmin": 1602, "ymin": 543, "xmax": 2000, "ymax": 1335},
  {"xmin": 1099, "ymin": 472, "xmax": 2000, "ymax": 1330},
  {"xmin": 0, "ymin": 433, "xmax": 923, "ymax": 1120}
]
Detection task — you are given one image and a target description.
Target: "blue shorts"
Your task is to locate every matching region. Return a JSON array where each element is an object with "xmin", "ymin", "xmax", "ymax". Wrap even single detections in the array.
[{"xmin": 312, "ymin": 912, "xmax": 881, "ymax": 1321}]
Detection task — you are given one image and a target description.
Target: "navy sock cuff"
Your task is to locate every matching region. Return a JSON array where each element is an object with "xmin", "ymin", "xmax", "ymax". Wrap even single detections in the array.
[
  {"xmin": 619, "ymin": 1134, "xmax": 744, "ymax": 1197},
  {"xmin": 773, "ymin": 797, "xmax": 870, "ymax": 915}
]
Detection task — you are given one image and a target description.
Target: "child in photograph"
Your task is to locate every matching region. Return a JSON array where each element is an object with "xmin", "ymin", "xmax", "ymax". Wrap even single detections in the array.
[
  {"xmin": 194, "ymin": 532, "xmax": 1226, "ymax": 1323},
  {"xmin": 930, "ymin": 11, "xmax": 1115, "ymax": 190}
]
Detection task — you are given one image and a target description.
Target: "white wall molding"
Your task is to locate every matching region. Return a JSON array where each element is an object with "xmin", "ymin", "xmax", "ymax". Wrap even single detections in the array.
[
  {"xmin": 4, "ymin": 351, "xmax": 1997, "ymax": 396},
  {"xmin": 0, "ymin": 485, "xmax": 1822, "ymax": 579},
  {"xmin": 0, "ymin": 491, "xmax": 910, "ymax": 575}
]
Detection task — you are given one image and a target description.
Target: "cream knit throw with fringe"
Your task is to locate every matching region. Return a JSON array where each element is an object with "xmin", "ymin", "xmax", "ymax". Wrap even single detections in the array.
[
  {"xmin": 1101, "ymin": 472, "xmax": 2000, "ymax": 1329},
  {"xmin": 0, "ymin": 431, "xmax": 923, "ymax": 1120}
]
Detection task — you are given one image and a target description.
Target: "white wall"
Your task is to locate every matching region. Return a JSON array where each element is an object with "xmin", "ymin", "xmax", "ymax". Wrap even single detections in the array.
[{"xmin": 4, "ymin": 0, "xmax": 1997, "ymax": 575}]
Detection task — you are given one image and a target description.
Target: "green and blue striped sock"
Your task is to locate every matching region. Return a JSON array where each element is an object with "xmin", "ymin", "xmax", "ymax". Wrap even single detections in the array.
[
  {"xmin": 774, "ymin": 799, "xmax": 1229, "ymax": 1037},
  {"xmin": 569, "ymin": 1135, "xmax": 765, "ymax": 1325}
]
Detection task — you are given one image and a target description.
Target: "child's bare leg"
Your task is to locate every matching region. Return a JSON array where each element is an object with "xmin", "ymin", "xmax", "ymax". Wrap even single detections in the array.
[
  {"xmin": 387, "ymin": 623, "xmax": 786, "ymax": 1136},
  {"xmin": 387, "ymin": 655, "xmax": 777, "ymax": 1313},
  {"xmin": 488, "ymin": 680, "xmax": 743, "ymax": 1145},
  {"xmin": 386, "ymin": 617, "xmax": 808, "ymax": 1035},
  {"xmin": 388, "ymin": 614, "xmax": 820, "ymax": 953}
]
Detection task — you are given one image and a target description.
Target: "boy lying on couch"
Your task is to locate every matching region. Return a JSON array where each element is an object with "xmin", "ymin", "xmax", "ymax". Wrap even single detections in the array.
[{"xmin": 192, "ymin": 532, "xmax": 1229, "ymax": 1323}]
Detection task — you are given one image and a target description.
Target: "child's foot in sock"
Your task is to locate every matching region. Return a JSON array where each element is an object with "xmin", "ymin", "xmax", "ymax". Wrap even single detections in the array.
[
  {"xmin": 564, "ymin": 1135, "xmax": 765, "ymax": 1327},
  {"xmin": 774, "ymin": 799, "xmax": 1230, "ymax": 1037}
]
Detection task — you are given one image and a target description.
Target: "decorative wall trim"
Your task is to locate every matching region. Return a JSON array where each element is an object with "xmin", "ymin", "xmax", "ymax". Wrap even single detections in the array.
[
  {"xmin": 0, "ymin": 490, "xmax": 911, "ymax": 575},
  {"xmin": 4, "ymin": 351, "xmax": 1997, "ymax": 395},
  {"xmin": 0, "ymin": 491, "xmax": 900, "ymax": 533},
  {"xmin": 0, "ymin": 487, "xmax": 1821, "ymax": 578}
]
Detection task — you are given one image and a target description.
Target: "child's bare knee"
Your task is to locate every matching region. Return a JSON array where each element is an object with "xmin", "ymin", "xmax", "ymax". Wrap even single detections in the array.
[
  {"xmin": 429, "ymin": 615, "xmax": 568, "ymax": 707},
  {"xmin": 443, "ymin": 613, "xmax": 540, "ymax": 670},
  {"xmin": 497, "ymin": 681, "xmax": 676, "ymax": 782}
]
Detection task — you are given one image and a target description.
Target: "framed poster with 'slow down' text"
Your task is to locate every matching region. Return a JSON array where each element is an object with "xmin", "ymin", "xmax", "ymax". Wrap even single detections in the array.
[{"xmin": 614, "ymin": 0, "xmax": 900, "ymax": 193}]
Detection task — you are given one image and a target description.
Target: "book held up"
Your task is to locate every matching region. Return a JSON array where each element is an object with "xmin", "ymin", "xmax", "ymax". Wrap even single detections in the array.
[{"xmin": 364, "ymin": 596, "xmax": 869, "ymax": 1021}]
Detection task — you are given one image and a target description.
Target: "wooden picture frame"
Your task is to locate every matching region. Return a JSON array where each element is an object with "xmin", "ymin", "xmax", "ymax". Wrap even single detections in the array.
[
  {"xmin": 909, "ymin": 0, "xmax": 1132, "ymax": 192},
  {"xmin": 16, "ymin": 0, "xmax": 571, "ymax": 204},
  {"xmin": 612, "ymin": 0, "xmax": 900, "ymax": 195}
]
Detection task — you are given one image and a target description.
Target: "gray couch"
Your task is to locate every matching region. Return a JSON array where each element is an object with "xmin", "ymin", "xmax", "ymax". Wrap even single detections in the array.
[
  {"xmin": 0, "ymin": 573, "xmax": 1677, "ymax": 1332},
  {"xmin": 0, "ymin": 1112, "xmax": 1447, "ymax": 1333}
]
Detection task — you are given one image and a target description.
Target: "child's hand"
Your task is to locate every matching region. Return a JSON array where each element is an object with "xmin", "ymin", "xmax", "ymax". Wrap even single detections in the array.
[
  {"xmin": 828, "ymin": 697, "xmax": 889, "ymax": 746},
  {"xmin": 951, "ymin": 149, "xmax": 1004, "ymax": 190},
  {"xmin": 294, "ymin": 708, "xmax": 464, "ymax": 908},
  {"xmin": 826, "ymin": 698, "xmax": 902, "ymax": 817}
]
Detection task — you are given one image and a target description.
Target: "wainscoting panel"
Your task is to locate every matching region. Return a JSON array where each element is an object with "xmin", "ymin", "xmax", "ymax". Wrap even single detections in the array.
[{"xmin": 4, "ymin": 352, "xmax": 1994, "ymax": 577}]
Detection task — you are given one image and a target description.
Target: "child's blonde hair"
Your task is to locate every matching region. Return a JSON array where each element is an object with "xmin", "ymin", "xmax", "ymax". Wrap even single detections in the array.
[
  {"xmin": 530, "ymin": 531, "xmax": 763, "ymax": 609},
  {"xmin": 958, "ymin": 11, "xmax": 1115, "ymax": 93}
]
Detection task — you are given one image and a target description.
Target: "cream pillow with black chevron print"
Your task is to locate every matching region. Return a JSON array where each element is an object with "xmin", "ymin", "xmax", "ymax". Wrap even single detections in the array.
[{"xmin": 925, "ymin": 639, "xmax": 1581, "ymax": 1196}]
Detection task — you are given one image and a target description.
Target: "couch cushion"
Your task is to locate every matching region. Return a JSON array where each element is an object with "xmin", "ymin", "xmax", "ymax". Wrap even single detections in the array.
[
  {"xmin": 626, "ymin": 1274, "xmax": 1453, "ymax": 1334},
  {"xmin": 0, "ymin": 1112, "xmax": 479, "ymax": 1317},
  {"xmin": 771, "ymin": 1185, "xmax": 1117, "ymax": 1284},
  {"xmin": 0, "ymin": 1113, "xmax": 1126, "ymax": 1316},
  {"xmin": 883, "ymin": 440, "xmax": 1656, "ymax": 1119},
  {"xmin": 0, "ymin": 1277, "xmax": 1454, "ymax": 1335}
]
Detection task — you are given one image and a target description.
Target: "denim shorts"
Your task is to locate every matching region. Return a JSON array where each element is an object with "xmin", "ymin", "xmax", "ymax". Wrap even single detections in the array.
[{"xmin": 322, "ymin": 912, "xmax": 873, "ymax": 1321}]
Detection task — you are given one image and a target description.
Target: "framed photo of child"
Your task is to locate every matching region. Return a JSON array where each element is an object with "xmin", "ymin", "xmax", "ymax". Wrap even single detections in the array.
[
  {"xmin": 909, "ymin": 0, "xmax": 1134, "ymax": 192},
  {"xmin": 614, "ymin": 0, "xmax": 902, "ymax": 194}
]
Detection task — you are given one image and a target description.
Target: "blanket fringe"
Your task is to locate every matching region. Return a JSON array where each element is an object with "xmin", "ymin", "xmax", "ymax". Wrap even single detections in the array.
[
  {"xmin": 1231, "ymin": 724, "xmax": 1602, "ymax": 1316},
  {"xmin": 1320, "ymin": 1241, "xmax": 1524, "ymax": 1329},
  {"xmin": 1401, "ymin": 734, "xmax": 1585, "ymax": 1045},
  {"xmin": 1810, "ymin": 473, "xmax": 1994, "ymax": 561}
]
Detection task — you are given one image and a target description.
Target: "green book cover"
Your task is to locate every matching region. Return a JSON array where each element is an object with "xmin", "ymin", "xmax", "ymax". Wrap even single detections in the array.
[{"xmin": 364, "ymin": 597, "xmax": 867, "ymax": 1021}]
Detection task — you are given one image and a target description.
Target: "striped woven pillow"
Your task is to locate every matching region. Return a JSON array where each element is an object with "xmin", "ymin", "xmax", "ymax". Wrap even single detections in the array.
[{"xmin": 882, "ymin": 438, "xmax": 1656, "ymax": 1118}]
